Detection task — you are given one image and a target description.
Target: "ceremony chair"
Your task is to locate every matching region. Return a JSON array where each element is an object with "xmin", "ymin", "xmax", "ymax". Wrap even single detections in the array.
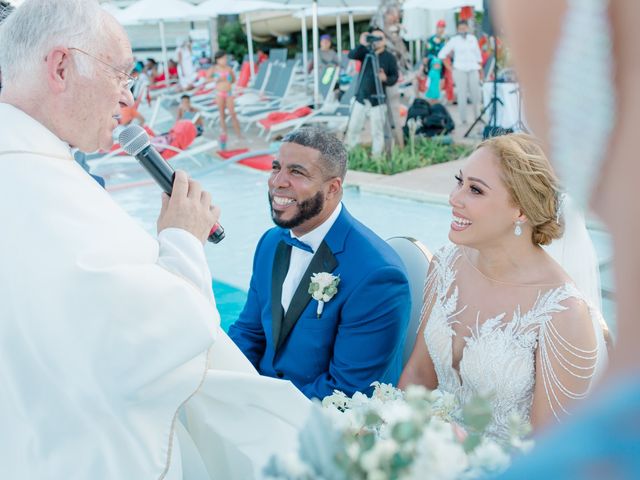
[{"xmin": 386, "ymin": 236, "xmax": 432, "ymax": 366}]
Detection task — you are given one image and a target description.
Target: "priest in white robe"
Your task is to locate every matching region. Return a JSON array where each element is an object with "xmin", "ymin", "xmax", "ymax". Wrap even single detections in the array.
[{"xmin": 0, "ymin": 1, "xmax": 310, "ymax": 478}]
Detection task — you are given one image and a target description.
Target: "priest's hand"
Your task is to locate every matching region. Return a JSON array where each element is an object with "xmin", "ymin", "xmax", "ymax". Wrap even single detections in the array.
[{"xmin": 157, "ymin": 170, "xmax": 221, "ymax": 244}]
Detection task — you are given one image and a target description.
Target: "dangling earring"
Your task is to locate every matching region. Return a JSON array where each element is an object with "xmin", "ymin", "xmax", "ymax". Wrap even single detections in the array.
[{"xmin": 514, "ymin": 220, "xmax": 523, "ymax": 237}]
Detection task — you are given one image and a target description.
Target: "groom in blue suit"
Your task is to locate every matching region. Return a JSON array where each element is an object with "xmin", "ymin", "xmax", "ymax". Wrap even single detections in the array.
[{"xmin": 228, "ymin": 127, "xmax": 410, "ymax": 400}]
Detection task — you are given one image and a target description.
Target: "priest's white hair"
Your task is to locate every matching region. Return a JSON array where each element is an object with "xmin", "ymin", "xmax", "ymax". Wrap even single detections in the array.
[{"xmin": 0, "ymin": 0, "xmax": 106, "ymax": 85}]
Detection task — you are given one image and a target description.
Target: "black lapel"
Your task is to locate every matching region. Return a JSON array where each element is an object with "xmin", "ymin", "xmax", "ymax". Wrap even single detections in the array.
[
  {"xmin": 271, "ymin": 241, "xmax": 291, "ymax": 349},
  {"xmin": 276, "ymin": 240, "xmax": 338, "ymax": 352}
]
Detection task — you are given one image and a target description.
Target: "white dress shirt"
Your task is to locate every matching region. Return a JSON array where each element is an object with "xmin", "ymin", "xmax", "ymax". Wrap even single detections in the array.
[
  {"xmin": 281, "ymin": 202, "xmax": 343, "ymax": 312},
  {"xmin": 438, "ymin": 34, "xmax": 482, "ymax": 72}
]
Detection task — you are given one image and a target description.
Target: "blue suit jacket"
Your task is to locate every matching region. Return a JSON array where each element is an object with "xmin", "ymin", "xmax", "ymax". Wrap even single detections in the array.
[{"xmin": 228, "ymin": 206, "xmax": 411, "ymax": 400}]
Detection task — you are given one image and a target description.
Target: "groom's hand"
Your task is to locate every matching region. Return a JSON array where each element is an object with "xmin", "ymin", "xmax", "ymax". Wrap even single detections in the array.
[{"xmin": 157, "ymin": 170, "xmax": 221, "ymax": 244}]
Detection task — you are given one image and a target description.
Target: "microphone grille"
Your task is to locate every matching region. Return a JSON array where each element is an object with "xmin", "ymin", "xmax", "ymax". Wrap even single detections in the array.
[{"xmin": 119, "ymin": 125, "xmax": 150, "ymax": 156}]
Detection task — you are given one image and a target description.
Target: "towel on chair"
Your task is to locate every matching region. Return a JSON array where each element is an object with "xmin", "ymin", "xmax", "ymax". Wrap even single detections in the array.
[
  {"xmin": 161, "ymin": 120, "xmax": 197, "ymax": 160},
  {"xmin": 258, "ymin": 106, "xmax": 313, "ymax": 130},
  {"xmin": 217, "ymin": 148, "xmax": 274, "ymax": 171}
]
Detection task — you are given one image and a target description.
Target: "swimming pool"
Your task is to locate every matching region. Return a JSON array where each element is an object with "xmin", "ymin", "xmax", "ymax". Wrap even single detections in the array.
[{"xmin": 98, "ymin": 156, "xmax": 615, "ymax": 334}]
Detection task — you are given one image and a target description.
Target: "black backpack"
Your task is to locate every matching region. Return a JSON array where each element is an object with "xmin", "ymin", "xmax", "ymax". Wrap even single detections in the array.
[{"xmin": 403, "ymin": 99, "xmax": 455, "ymax": 138}]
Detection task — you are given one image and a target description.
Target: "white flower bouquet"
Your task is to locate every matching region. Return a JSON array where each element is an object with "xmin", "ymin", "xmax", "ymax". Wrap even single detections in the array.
[{"xmin": 264, "ymin": 383, "xmax": 532, "ymax": 480}]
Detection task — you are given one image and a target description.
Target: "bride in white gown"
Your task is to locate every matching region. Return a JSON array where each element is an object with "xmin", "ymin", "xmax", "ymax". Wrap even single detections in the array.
[{"xmin": 399, "ymin": 133, "xmax": 608, "ymax": 439}]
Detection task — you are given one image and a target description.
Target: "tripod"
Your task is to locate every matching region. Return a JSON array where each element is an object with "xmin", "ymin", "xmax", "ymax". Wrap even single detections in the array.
[
  {"xmin": 464, "ymin": 35, "xmax": 503, "ymax": 138},
  {"xmin": 510, "ymin": 84, "xmax": 528, "ymax": 132},
  {"xmin": 347, "ymin": 41, "xmax": 395, "ymax": 157}
]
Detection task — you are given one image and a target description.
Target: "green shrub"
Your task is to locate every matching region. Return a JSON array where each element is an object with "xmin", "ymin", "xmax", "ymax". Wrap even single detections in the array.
[
  {"xmin": 347, "ymin": 137, "xmax": 472, "ymax": 175},
  {"xmin": 218, "ymin": 22, "xmax": 248, "ymax": 61}
]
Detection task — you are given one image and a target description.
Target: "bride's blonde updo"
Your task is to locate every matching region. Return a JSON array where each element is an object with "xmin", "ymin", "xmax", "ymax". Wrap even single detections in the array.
[{"xmin": 478, "ymin": 133, "xmax": 563, "ymax": 245}]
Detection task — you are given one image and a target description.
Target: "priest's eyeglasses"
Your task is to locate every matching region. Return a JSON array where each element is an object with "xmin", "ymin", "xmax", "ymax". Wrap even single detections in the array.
[{"xmin": 68, "ymin": 47, "xmax": 135, "ymax": 91}]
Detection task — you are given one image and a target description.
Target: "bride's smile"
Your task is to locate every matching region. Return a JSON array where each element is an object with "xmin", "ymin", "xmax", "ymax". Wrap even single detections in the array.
[{"xmin": 451, "ymin": 212, "xmax": 472, "ymax": 231}]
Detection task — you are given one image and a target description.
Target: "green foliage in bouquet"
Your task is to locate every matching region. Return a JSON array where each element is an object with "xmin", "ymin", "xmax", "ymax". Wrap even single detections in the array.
[{"xmin": 264, "ymin": 383, "xmax": 533, "ymax": 480}]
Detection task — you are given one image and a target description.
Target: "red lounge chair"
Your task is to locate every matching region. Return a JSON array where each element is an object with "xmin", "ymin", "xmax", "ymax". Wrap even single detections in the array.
[
  {"xmin": 217, "ymin": 148, "xmax": 274, "ymax": 171},
  {"xmin": 159, "ymin": 120, "xmax": 198, "ymax": 160},
  {"xmin": 255, "ymin": 106, "xmax": 314, "ymax": 140},
  {"xmin": 257, "ymin": 106, "xmax": 313, "ymax": 131}
]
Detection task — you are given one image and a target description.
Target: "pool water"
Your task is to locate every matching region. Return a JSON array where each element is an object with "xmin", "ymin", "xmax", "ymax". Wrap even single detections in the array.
[
  {"xmin": 214, "ymin": 281, "xmax": 248, "ymax": 331},
  {"xmin": 95, "ymin": 158, "xmax": 455, "ymax": 286},
  {"xmin": 98, "ymin": 156, "xmax": 615, "ymax": 335}
]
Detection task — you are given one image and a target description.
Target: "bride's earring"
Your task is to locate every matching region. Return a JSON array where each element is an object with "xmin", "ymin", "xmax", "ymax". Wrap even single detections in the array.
[{"xmin": 514, "ymin": 220, "xmax": 523, "ymax": 237}]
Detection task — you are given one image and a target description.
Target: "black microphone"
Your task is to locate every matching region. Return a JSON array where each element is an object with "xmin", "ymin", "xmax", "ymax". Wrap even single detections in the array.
[{"xmin": 118, "ymin": 125, "xmax": 225, "ymax": 244}]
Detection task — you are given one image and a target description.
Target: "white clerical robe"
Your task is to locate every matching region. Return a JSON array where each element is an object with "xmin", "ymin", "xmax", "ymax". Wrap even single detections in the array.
[{"xmin": 0, "ymin": 103, "xmax": 311, "ymax": 479}]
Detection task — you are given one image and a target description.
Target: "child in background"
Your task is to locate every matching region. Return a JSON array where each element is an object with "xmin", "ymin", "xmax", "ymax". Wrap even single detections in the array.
[
  {"xmin": 177, "ymin": 94, "xmax": 205, "ymax": 136},
  {"xmin": 119, "ymin": 105, "xmax": 145, "ymax": 127},
  {"xmin": 425, "ymin": 57, "xmax": 443, "ymax": 104}
]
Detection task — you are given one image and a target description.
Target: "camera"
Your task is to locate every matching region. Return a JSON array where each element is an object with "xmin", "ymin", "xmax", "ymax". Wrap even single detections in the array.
[{"xmin": 365, "ymin": 34, "xmax": 383, "ymax": 44}]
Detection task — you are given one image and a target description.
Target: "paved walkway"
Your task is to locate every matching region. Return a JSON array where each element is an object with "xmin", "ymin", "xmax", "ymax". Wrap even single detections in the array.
[
  {"xmin": 150, "ymin": 94, "xmax": 482, "ymax": 205},
  {"xmin": 344, "ymin": 158, "xmax": 465, "ymax": 205}
]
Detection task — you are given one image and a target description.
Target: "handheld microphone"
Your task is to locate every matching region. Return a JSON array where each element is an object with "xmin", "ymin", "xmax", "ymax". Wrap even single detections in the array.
[{"xmin": 118, "ymin": 125, "xmax": 225, "ymax": 244}]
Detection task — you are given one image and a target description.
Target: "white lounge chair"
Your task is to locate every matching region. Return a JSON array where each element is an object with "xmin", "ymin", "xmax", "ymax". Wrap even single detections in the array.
[
  {"xmin": 289, "ymin": 73, "xmax": 359, "ymax": 134},
  {"xmin": 256, "ymin": 66, "xmax": 340, "ymax": 140}
]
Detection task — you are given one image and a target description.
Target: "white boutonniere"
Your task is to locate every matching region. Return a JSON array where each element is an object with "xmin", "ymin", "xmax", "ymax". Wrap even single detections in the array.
[{"xmin": 308, "ymin": 272, "xmax": 340, "ymax": 318}]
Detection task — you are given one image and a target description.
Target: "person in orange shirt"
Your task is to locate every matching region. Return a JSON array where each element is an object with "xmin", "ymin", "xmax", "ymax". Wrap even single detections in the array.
[{"xmin": 119, "ymin": 104, "xmax": 145, "ymax": 126}]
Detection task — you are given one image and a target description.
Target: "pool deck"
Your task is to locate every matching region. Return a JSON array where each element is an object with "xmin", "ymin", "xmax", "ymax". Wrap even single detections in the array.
[
  {"xmin": 152, "ymin": 97, "xmax": 481, "ymax": 205},
  {"xmin": 221, "ymin": 104, "xmax": 479, "ymax": 206},
  {"xmin": 247, "ymin": 101, "xmax": 479, "ymax": 205},
  {"xmin": 210, "ymin": 127, "xmax": 472, "ymax": 205},
  {"xmin": 344, "ymin": 158, "xmax": 464, "ymax": 205}
]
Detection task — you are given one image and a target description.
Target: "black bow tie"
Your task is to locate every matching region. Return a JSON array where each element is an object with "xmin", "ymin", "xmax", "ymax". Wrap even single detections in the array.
[{"xmin": 281, "ymin": 231, "xmax": 314, "ymax": 253}]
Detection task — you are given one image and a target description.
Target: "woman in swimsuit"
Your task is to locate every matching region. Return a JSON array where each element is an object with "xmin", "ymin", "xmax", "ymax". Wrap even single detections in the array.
[{"xmin": 208, "ymin": 50, "xmax": 241, "ymax": 148}]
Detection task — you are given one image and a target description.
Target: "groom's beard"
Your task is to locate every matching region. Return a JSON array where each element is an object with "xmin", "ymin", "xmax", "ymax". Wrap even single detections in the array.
[{"xmin": 269, "ymin": 191, "xmax": 324, "ymax": 230}]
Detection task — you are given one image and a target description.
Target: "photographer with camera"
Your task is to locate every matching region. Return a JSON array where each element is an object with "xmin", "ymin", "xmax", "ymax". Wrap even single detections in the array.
[{"xmin": 345, "ymin": 27, "xmax": 398, "ymax": 157}]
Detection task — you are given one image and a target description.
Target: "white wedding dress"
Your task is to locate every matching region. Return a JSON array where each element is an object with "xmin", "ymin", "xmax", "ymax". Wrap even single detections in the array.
[{"xmin": 422, "ymin": 244, "xmax": 606, "ymax": 440}]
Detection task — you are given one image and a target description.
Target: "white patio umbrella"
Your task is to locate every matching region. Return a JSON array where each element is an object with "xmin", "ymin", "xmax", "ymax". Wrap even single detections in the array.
[
  {"xmin": 195, "ymin": 1, "xmax": 293, "ymax": 81},
  {"xmin": 270, "ymin": 0, "xmax": 379, "ymax": 105},
  {"xmin": 119, "ymin": 0, "xmax": 201, "ymax": 77},
  {"xmin": 403, "ymin": 0, "xmax": 483, "ymax": 11}
]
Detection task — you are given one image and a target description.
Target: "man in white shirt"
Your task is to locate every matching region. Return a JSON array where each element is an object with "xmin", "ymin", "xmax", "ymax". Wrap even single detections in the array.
[
  {"xmin": 439, "ymin": 20, "xmax": 483, "ymax": 125},
  {"xmin": 229, "ymin": 127, "xmax": 411, "ymax": 400}
]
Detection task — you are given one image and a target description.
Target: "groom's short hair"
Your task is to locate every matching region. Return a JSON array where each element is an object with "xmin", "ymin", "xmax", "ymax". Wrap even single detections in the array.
[{"xmin": 282, "ymin": 127, "xmax": 347, "ymax": 180}]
